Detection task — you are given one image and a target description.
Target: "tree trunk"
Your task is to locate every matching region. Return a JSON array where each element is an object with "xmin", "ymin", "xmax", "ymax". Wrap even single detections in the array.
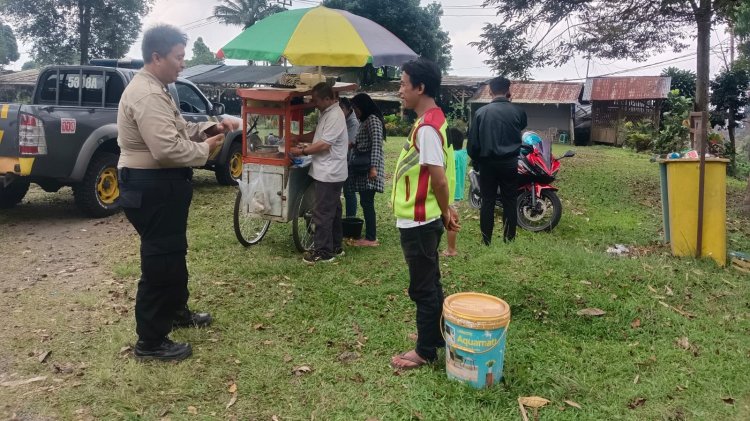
[
  {"xmin": 694, "ymin": 1, "xmax": 712, "ymax": 144},
  {"xmin": 728, "ymin": 110, "xmax": 736, "ymax": 175},
  {"xmin": 78, "ymin": 1, "xmax": 92, "ymax": 64}
]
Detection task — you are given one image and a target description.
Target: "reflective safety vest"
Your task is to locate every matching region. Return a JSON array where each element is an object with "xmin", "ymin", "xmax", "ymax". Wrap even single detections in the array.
[{"xmin": 392, "ymin": 107, "xmax": 456, "ymax": 221}]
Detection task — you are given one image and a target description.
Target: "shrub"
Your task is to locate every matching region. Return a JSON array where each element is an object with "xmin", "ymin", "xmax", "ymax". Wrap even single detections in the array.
[
  {"xmin": 383, "ymin": 113, "xmax": 412, "ymax": 136},
  {"xmin": 622, "ymin": 120, "xmax": 655, "ymax": 152},
  {"xmin": 652, "ymin": 90, "xmax": 692, "ymax": 155}
]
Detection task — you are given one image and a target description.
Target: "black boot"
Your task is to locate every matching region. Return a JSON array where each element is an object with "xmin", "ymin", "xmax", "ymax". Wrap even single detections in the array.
[
  {"xmin": 173, "ymin": 308, "xmax": 213, "ymax": 328},
  {"xmin": 134, "ymin": 338, "xmax": 192, "ymax": 362}
]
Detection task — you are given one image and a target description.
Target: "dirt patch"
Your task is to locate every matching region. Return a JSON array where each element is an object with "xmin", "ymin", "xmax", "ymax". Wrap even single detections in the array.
[{"xmin": 0, "ymin": 187, "xmax": 136, "ymax": 418}]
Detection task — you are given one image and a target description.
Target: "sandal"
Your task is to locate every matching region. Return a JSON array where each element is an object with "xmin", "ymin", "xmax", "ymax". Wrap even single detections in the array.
[
  {"xmin": 390, "ymin": 350, "xmax": 429, "ymax": 370},
  {"xmin": 441, "ymin": 250, "xmax": 458, "ymax": 257}
]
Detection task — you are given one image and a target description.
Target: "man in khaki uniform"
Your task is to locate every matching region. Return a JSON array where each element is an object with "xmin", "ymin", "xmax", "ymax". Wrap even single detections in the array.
[{"xmin": 117, "ymin": 24, "xmax": 237, "ymax": 361}]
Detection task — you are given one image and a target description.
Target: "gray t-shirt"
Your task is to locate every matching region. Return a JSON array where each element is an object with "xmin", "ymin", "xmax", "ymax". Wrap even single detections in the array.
[
  {"xmin": 345, "ymin": 111, "xmax": 360, "ymax": 145},
  {"xmin": 308, "ymin": 102, "xmax": 348, "ymax": 183}
]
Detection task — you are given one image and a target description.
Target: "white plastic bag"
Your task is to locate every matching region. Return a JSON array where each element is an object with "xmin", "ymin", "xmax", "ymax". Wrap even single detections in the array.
[{"xmin": 239, "ymin": 170, "xmax": 270, "ymax": 214}]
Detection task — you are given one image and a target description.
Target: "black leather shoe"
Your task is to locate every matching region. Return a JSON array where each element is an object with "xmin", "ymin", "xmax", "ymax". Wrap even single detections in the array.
[
  {"xmin": 134, "ymin": 338, "xmax": 192, "ymax": 362},
  {"xmin": 173, "ymin": 310, "xmax": 213, "ymax": 328}
]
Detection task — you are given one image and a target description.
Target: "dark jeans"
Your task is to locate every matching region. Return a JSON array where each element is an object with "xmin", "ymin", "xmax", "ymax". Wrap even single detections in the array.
[
  {"xmin": 399, "ymin": 219, "xmax": 446, "ymax": 361},
  {"xmin": 479, "ymin": 161, "xmax": 518, "ymax": 244},
  {"xmin": 344, "ymin": 182, "xmax": 358, "ymax": 218},
  {"xmin": 312, "ymin": 180, "xmax": 344, "ymax": 255},
  {"xmin": 118, "ymin": 168, "xmax": 193, "ymax": 343},
  {"xmin": 359, "ymin": 190, "xmax": 377, "ymax": 241}
]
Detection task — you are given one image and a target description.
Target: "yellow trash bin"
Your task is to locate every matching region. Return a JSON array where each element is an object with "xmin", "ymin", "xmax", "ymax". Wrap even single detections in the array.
[{"xmin": 665, "ymin": 158, "xmax": 728, "ymax": 266}]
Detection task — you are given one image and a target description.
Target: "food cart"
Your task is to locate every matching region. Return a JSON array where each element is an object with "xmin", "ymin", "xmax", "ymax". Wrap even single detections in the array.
[{"xmin": 232, "ymin": 82, "xmax": 357, "ymax": 251}]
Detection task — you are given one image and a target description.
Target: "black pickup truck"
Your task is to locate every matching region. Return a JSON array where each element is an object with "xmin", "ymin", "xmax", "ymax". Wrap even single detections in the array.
[{"xmin": 0, "ymin": 61, "xmax": 243, "ymax": 217}]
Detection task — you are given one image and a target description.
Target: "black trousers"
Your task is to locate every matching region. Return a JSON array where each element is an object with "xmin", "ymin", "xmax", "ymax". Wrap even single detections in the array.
[
  {"xmin": 118, "ymin": 168, "xmax": 193, "ymax": 343},
  {"xmin": 312, "ymin": 180, "xmax": 344, "ymax": 255},
  {"xmin": 358, "ymin": 190, "xmax": 377, "ymax": 241},
  {"xmin": 399, "ymin": 219, "xmax": 446, "ymax": 361},
  {"xmin": 479, "ymin": 161, "xmax": 518, "ymax": 244}
]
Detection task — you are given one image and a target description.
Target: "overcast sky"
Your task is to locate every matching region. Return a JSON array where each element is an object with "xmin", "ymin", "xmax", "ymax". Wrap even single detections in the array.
[{"xmin": 9, "ymin": 0, "xmax": 733, "ymax": 80}]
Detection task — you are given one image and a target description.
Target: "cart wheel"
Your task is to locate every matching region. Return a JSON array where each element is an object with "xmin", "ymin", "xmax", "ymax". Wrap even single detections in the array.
[
  {"xmin": 292, "ymin": 182, "xmax": 315, "ymax": 253},
  {"xmin": 234, "ymin": 190, "xmax": 271, "ymax": 247}
]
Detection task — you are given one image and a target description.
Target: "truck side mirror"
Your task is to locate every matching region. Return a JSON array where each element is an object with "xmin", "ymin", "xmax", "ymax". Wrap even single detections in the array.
[{"xmin": 212, "ymin": 102, "xmax": 225, "ymax": 116}]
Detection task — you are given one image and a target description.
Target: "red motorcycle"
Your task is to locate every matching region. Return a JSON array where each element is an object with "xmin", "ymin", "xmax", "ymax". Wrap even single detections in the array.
[{"xmin": 468, "ymin": 144, "xmax": 575, "ymax": 232}]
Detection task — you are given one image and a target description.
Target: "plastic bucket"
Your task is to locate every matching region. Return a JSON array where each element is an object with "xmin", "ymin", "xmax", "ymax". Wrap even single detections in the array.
[
  {"xmin": 443, "ymin": 292, "xmax": 510, "ymax": 389},
  {"xmin": 342, "ymin": 217, "xmax": 364, "ymax": 239}
]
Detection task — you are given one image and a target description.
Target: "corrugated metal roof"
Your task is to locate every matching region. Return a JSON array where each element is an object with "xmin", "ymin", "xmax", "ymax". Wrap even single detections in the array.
[
  {"xmin": 469, "ymin": 81, "xmax": 583, "ymax": 104},
  {"xmin": 582, "ymin": 76, "xmax": 671, "ymax": 101},
  {"xmin": 0, "ymin": 69, "xmax": 40, "ymax": 86},
  {"xmin": 441, "ymin": 75, "xmax": 489, "ymax": 87},
  {"xmin": 180, "ymin": 64, "xmax": 223, "ymax": 79}
]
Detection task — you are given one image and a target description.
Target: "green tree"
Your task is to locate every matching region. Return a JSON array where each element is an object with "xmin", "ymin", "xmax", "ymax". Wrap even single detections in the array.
[
  {"xmin": 661, "ymin": 67, "xmax": 697, "ymax": 99},
  {"xmin": 710, "ymin": 64, "xmax": 749, "ymax": 174},
  {"xmin": 21, "ymin": 60, "xmax": 38, "ymax": 71},
  {"xmin": 321, "ymin": 0, "xmax": 452, "ymax": 73},
  {"xmin": 1, "ymin": 0, "xmax": 152, "ymax": 65},
  {"xmin": 471, "ymin": 0, "xmax": 741, "ymax": 146},
  {"xmin": 0, "ymin": 21, "xmax": 20, "ymax": 70},
  {"xmin": 186, "ymin": 37, "xmax": 224, "ymax": 67},
  {"xmin": 213, "ymin": 0, "xmax": 286, "ymax": 30}
]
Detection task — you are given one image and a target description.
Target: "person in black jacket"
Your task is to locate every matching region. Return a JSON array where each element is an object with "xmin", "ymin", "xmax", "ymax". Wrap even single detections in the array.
[{"xmin": 467, "ymin": 76, "xmax": 527, "ymax": 244}]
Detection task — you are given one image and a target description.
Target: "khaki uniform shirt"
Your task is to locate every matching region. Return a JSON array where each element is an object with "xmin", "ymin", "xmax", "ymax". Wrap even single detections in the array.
[{"xmin": 117, "ymin": 70, "xmax": 217, "ymax": 169}]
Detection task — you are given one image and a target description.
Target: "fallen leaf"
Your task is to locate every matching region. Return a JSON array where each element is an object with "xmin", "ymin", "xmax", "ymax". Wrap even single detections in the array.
[
  {"xmin": 1, "ymin": 376, "xmax": 47, "ymax": 387},
  {"xmin": 648, "ymin": 285, "xmax": 658, "ymax": 293},
  {"xmin": 119, "ymin": 346, "xmax": 132, "ymax": 356},
  {"xmin": 564, "ymin": 400, "xmax": 582, "ymax": 409},
  {"xmin": 412, "ymin": 411, "xmax": 424, "ymax": 420},
  {"xmin": 307, "ymin": 327, "xmax": 316, "ymax": 334},
  {"xmin": 228, "ymin": 383, "xmax": 237, "ymax": 393},
  {"xmin": 292, "ymin": 365, "xmax": 313, "ymax": 376},
  {"xmin": 226, "ymin": 393, "xmax": 237, "ymax": 409},
  {"xmin": 272, "ymin": 416, "xmax": 280, "ymax": 421},
  {"xmin": 722, "ymin": 397, "xmax": 735, "ymax": 405},
  {"xmin": 580, "ymin": 280, "xmax": 592, "ymax": 285},
  {"xmin": 283, "ymin": 354, "xmax": 293, "ymax": 363},
  {"xmin": 253, "ymin": 324, "xmax": 266, "ymax": 331},
  {"xmin": 665, "ymin": 285, "xmax": 674, "ymax": 296},
  {"xmin": 519, "ymin": 396, "xmax": 551, "ymax": 408},
  {"xmin": 633, "ymin": 374, "xmax": 640, "ymax": 384},
  {"xmin": 675, "ymin": 337, "xmax": 690, "ymax": 350},
  {"xmin": 187, "ymin": 406, "xmax": 198, "ymax": 415},
  {"xmin": 38, "ymin": 350, "xmax": 51, "ymax": 363},
  {"xmin": 158, "ymin": 408, "xmax": 170, "ymax": 417},
  {"xmin": 631, "ymin": 318, "xmax": 641, "ymax": 328},
  {"xmin": 577, "ymin": 308, "xmax": 606, "ymax": 317},
  {"xmin": 628, "ymin": 397, "xmax": 646, "ymax": 409},
  {"xmin": 262, "ymin": 340, "xmax": 273, "ymax": 345}
]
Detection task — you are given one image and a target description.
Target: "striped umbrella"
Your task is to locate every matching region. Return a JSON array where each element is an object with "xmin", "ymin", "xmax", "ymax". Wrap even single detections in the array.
[{"xmin": 217, "ymin": 6, "xmax": 418, "ymax": 67}]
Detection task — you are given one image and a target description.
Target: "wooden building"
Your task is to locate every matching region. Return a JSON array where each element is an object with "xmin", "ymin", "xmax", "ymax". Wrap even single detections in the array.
[{"xmin": 582, "ymin": 76, "xmax": 671, "ymax": 145}]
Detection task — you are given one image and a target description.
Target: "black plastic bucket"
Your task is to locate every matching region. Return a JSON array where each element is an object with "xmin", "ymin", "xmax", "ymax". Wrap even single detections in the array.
[{"xmin": 342, "ymin": 217, "xmax": 364, "ymax": 239}]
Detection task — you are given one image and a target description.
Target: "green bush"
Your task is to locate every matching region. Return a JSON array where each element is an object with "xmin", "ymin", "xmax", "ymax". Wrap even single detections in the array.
[
  {"xmin": 622, "ymin": 120, "xmax": 655, "ymax": 152},
  {"xmin": 383, "ymin": 113, "xmax": 412, "ymax": 136},
  {"xmin": 652, "ymin": 90, "xmax": 692, "ymax": 155}
]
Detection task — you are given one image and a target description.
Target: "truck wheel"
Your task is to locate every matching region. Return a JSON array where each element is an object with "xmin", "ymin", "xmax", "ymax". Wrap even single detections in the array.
[
  {"xmin": 73, "ymin": 152, "xmax": 120, "ymax": 218},
  {"xmin": 0, "ymin": 179, "xmax": 31, "ymax": 209},
  {"xmin": 215, "ymin": 141, "xmax": 242, "ymax": 186}
]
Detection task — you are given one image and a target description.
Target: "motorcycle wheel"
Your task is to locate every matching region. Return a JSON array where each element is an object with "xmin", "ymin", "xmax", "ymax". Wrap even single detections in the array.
[{"xmin": 516, "ymin": 190, "xmax": 562, "ymax": 232}]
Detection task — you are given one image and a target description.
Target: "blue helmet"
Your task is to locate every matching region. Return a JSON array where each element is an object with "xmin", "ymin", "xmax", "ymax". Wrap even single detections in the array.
[{"xmin": 522, "ymin": 131, "xmax": 542, "ymax": 146}]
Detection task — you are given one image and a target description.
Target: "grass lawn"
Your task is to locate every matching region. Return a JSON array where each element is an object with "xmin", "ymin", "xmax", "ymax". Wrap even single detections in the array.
[{"xmin": 3, "ymin": 140, "xmax": 750, "ymax": 420}]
